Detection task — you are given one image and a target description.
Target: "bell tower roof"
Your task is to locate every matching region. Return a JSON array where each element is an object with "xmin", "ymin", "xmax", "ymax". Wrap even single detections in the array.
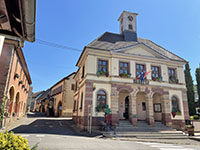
[{"xmin": 118, "ymin": 11, "xmax": 138, "ymax": 21}]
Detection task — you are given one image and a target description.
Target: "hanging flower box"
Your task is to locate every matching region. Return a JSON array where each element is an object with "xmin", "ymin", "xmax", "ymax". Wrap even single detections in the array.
[
  {"xmin": 176, "ymin": 111, "xmax": 182, "ymax": 116},
  {"xmin": 169, "ymin": 77, "xmax": 179, "ymax": 84},
  {"xmin": 119, "ymin": 73, "xmax": 131, "ymax": 78},
  {"xmin": 14, "ymin": 73, "xmax": 19, "ymax": 79},
  {"xmin": 152, "ymin": 76, "xmax": 163, "ymax": 82},
  {"xmin": 96, "ymin": 70, "xmax": 109, "ymax": 77}
]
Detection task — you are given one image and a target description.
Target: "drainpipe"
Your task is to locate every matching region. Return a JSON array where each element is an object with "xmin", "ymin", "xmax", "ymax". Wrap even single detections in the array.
[{"xmin": 21, "ymin": 0, "xmax": 36, "ymax": 42}]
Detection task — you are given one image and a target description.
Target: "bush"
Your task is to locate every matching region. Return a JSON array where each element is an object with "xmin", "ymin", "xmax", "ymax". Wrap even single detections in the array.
[
  {"xmin": 190, "ymin": 116, "xmax": 194, "ymax": 120},
  {"xmin": 193, "ymin": 115, "xmax": 199, "ymax": 120},
  {"xmin": 0, "ymin": 131, "xmax": 31, "ymax": 150}
]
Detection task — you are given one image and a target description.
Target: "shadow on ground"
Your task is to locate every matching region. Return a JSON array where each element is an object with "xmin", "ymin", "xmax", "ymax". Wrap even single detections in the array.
[{"xmin": 11, "ymin": 113, "xmax": 100, "ymax": 137}]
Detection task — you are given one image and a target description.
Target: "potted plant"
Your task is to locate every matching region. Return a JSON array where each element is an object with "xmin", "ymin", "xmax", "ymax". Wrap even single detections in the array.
[
  {"xmin": 119, "ymin": 73, "xmax": 131, "ymax": 78},
  {"xmin": 176, "ymin": 111, "xmax": 182, "ymax": 116},
  {"xmin": 22, "ymin": 85, "xmax": 25, "ymax": 88},
  {"xmin": 96, "ymin": 70, "xmax": 109, "ymax": 77},
  {"xmin": 186, "ymin": 124, "xmax": 194, "ymax": 136}
]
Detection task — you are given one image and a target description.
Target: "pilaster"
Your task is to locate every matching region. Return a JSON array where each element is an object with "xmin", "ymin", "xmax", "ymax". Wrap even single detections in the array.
[{"xmin": 146, "ymin": 97, "xmax": 154, "ymax": 126}]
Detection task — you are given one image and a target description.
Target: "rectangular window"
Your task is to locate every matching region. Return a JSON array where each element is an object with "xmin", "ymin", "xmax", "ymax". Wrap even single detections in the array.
[
  {"xmin": 71, "ymin": 84, "xmax": 75, "ymax": 91},
  {"xmin": 119, "ymin": 62, "xmax": 129, "ymax": 75},
  {"xmin": 98, "ymin": 59, "xmax": 108, "ymax": 73},
  {"xmin": 168, "ymin": 68, "xmax": 177, "ymax": 83},
  {"xmin": 136, "ymin": 64, "xmax": 146, "ymax": 77},
  {"xmin": 75, "ymin": 81, "xmax": 78, "ymax": 91},
  {"xmin": 73, "ymin": 101, "xmax": 76, "ymax": 112},
  {"xmin": 151, "ymin": 66, "xmax": 161, "ymax": 81},
  {"xmin": 80, "ymin": 92, "xmax": 83, "ymax": 110},
  {"xmin": 81, "ymin": 65, "xmax": 85, "ymax": 78}
]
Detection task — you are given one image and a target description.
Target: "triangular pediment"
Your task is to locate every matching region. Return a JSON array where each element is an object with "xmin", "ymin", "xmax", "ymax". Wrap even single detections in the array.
[{"xmin": 113, "ymin": 44, "xmax": 168, "ymax": 59}]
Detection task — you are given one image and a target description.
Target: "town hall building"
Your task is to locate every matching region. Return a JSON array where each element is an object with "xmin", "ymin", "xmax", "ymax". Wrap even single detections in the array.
[{"xmin": 73, "ymin": 11, "xmax": 189, "ymax": 130}]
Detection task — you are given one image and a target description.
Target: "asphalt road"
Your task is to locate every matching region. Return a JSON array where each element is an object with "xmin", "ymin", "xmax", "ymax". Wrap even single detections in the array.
[{"xmin": 9, "ymin": 113, "xmax": 199, "ymax": 150}]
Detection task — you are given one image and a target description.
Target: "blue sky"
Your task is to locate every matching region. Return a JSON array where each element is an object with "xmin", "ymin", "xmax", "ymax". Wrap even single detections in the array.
[{"xmin": 23, "ymin": 0, "xmax": 200, "ymax": 92}]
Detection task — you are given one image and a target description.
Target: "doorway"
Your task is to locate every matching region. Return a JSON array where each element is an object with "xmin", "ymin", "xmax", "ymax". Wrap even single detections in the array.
[
  {"xmin": 124, "ymin": 96, "xmax": 129, "ymax": 119},
  {"xmin": 119, "ymin": 90, "xmax": 130, "ymax": 120}
]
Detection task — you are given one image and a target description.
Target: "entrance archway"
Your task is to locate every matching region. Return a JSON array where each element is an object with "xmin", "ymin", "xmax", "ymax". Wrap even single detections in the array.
[
  {"xmin": 119, "ymin": 90, "xmax": 130, "ymax": 120},
  {"xmin": 14, "ymin": 92, "xmax": 20, "ymax": 117},
  {"xmin": 153, "ymin": 93, "xmax": 162, "ymax": 121},
  {"xmin": 136, "ymin": 92, "xmax": 147, "ymax": 121},
  {"xmin": 57, "ymin": 101, "xmax": 62, "ymax": 117},
  {"xmin": 8, "ymin": 87, "xmax": 15, "ymax": 116}
]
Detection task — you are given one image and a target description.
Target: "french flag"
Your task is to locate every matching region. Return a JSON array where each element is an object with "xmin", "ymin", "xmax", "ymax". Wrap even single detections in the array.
[{"xmin": 143, "ymin": 70, "xmax": 152, "ymax": 78}]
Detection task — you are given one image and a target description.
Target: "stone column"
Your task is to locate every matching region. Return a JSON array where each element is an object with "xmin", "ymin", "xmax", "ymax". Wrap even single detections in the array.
[
  {"xmin": 146, "ymin": 96, "xmax": 155, "ymax": 126},
  {"xmin": 111, "ymin": 95, "xmax": 119, "ymax": 126},
  {"xmin": 83, "ymin": 82, "xmax": 93, "ymax": 129},
  {"xmin": 182, "ymin": 90, "xmax": 189, "ymax": 120},
  {"xmin": 130, "ymin": 95, "xmax": 137, "ymax": 126},
  {"xmin": 162, "ymin": 94, "xmax": 172, "ymax": 126},
  {"xmin": 111, "ymin": 85, "xmax": 119, "ymax": 126}
]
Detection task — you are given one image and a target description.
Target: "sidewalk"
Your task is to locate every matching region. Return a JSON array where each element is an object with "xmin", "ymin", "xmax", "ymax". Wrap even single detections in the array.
[
  {"xmin": 189, "ymin": 133, "xmax": 200, "ymax": 142},
  {"xmin": 0, "ymin": 112, "xmax": 36, "ymax": 132}
]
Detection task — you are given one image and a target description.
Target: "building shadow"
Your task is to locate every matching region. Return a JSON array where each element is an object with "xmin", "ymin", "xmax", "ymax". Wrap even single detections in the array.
[{"xmin": 11, "ymin": 117, "xmax": 100, "ymax": 137}]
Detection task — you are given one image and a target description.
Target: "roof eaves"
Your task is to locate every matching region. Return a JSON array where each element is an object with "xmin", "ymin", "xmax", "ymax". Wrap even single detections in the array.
[{"xmin": 146, "ymin": 39, "xmax": 187, "ymax": 62}]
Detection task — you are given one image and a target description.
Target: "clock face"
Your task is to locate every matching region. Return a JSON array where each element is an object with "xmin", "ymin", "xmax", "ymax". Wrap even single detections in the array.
[{"xmin": 128, "ymin": 16, "xmax": 133, "ymax": 21}]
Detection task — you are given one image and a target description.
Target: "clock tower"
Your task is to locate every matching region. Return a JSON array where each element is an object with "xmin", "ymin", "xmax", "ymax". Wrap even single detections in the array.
[{"xmin": 118, "ymin": 11, "xmax": 138, "ymax": 41}]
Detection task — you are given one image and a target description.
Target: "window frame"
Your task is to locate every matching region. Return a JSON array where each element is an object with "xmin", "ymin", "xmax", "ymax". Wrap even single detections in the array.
[
  {"xmin": 97, "ymin": 59, "xmax": 108, "ymax": 73},
  {"xmin": 81, "ymin": 65, "xmax": 85, "ymax": 79},
  {"xmin": 171, "ymin": 96, "xmax": 181, "ymax": 114},
  {"xmin": 119, "ymin": 61, "xmax": 130, "ymax": 75},
  {"xmin": 136, "ymin": 63, "xmax": 146, "ymax": 78},
  {"xmin": 96, "ymin": 90, "xmax": 107, "ymax": 108},
  {"xmin": 168, "ymin": 67, "xmax": 177, "ymax": 83},
  {"xmin": 80, "ymin": 92, "xmax": 83, "ymax": 111},
  {"xmin": 128, "ymin": 24, "xmax": 133, "ymax": 30},
  {"xmin": 151, "ymin": 65, "xmax": 161, "ymax": 81}
]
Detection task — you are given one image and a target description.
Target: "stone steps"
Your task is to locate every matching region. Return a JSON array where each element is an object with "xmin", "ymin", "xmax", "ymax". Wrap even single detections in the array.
[{"xmin": 102, "ymin": 120, "xmax": 188, "ymax": 139}]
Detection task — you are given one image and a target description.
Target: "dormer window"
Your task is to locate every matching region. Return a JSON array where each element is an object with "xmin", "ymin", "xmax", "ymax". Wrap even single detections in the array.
[{"xmin": 128, "ymin": 24, "xmax": 133, "ymax": 30}]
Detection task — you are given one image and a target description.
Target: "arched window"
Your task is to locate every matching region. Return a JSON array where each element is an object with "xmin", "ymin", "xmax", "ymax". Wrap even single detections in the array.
[
  {"xmin": 171, "ymin": 96, "xmax": 180, "ymax": 113},
  {"xmin": 97, "ymin": 90, "xmax": 106, "ymax": 107},
  {"xmin": 128, "ymin": 24, "xmax": 133, "ymax": 30}
]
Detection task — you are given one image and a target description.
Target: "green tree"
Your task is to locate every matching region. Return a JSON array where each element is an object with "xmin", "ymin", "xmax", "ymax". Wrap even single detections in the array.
[
  {"xmin": 195, "ymin": 68, "xmax": 200, "ymax": 110},
  {"xmin": 184, "ymin": 62, "xmax": 196, "ymax": 115}
]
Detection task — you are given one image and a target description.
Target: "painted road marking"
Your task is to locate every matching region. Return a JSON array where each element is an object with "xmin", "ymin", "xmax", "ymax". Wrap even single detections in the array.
[
  {"xmin": 18, "ymin": 134, "xmax": 30, "ymax": 137},
  {"xmin": 159, "ymin": 149, "xmax": 195, "ymax": 150},
  {"xmin": 137, "ymin": 142, "xmax": 196, "ymax": 150},
  {"xmin": 58, "ymin": 121, "xmax": 63, "ymax": 126},
  {"xmin": 36, "ymin": 135, "xmax": 45, "ymax": 137}
]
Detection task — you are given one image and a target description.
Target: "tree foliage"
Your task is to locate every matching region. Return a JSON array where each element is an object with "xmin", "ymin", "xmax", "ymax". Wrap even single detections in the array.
[
  {"xmin": 196, "ymin": 68, "xmax": 200, "ymax": 109},
  {"xmin": 184, "ymin": 62, "xmax": 196, "ymax": 115}
]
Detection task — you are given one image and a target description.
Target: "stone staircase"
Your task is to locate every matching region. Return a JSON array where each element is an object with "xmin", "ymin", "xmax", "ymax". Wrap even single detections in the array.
[{"xmin": 103, "ymin": 120, "xmax": 188, "ymax": 139}]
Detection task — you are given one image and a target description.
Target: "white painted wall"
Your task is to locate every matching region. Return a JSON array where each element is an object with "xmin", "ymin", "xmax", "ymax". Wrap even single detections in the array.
[
  {"xmin": 92, "ymin": 83, "xmax": 111, "ymax": 117},
  {"xmin": 169, "ymin": 90, "xmax": 184, "ymax": 120}
]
